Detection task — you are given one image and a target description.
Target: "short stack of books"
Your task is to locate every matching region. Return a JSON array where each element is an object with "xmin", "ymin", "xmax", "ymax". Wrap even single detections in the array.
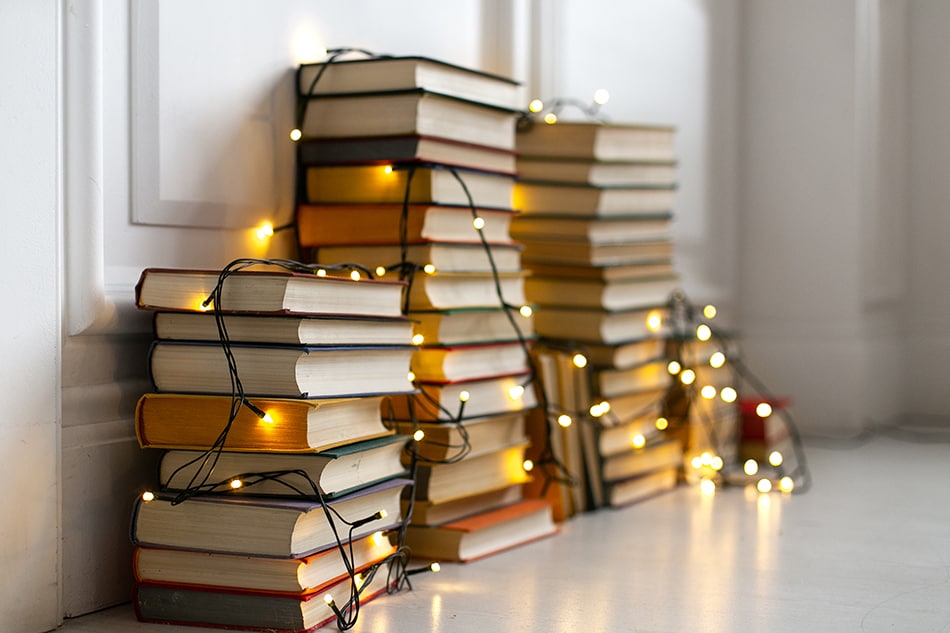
[
  {"xmin": 512, "ymin": 120, "xmax": 685, "ymax": 509},
  {"xmin": 294, "ymin": 55, "xmax": 557, "ymax": 562},
  {"xmin": 130, "ymin": 266, "xmax": 418, "ymax": 631}
]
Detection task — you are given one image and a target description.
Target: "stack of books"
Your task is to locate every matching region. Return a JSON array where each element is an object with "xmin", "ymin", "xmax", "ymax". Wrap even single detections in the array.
[
  {"xmin": 129, "ymin": 266, "xmax": 418, "ymax": 631},
  {"xmin": 512, "ymin": 120, "xmax": 685, "ymax": 509},
  {"xmin": 294, "ymin": 55, "xmax": 557, "ymax": 563}
]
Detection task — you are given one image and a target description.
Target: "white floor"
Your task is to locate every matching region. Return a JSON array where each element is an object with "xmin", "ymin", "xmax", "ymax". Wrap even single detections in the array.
[{"xmin": 55, "ymin": 429, "xmax": 950, "ymax": 633}]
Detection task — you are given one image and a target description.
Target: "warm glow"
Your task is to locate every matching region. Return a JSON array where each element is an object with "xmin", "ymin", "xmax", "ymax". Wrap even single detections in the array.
[
  {"xmin": 589, "ymin": 401, "xmax": 610, "ymax": 418},
  {"xmin": 528, "ymin": 98, "xmax": 544, "ymax": 113},
  {"xmin": 522, "ymin": 459, "xmax": 534, "ymax": 472},
  {"xmin": 289, "ymin": 128, "xmax": 302, "ymax": 142},
  {"xmin": 508, "ymin": 385, "xmax": 525, "ymax": 400},
  {"xmin": 710, "ymin": 455, "xmax": 724, "ymax": 471},
  {"xmin": 655, "ymin": 417, "xmax": 669, "ymax": 431},
  {"xmin": 459, "ymin": 390, "xmax": 470, "ymax": 403},
  {"xmin": 557, "ymin": 414, "xmax": 572, "ymax": 428},
  {"xmin": 700, "ymin": 385, "xmax": 717, "ymax": 399},
  {"xmin": 375, "ymin": 266, "xmax": 386, "ymax": 277},
  {"xmin": 696, "ymin": 324, "xmax": 712, "ymax": 342},
  {"xmin": 472, "ymin": 216, "xmax": 486, "ymax": 230},
  {"xmin": 430, "ymin": 562, "xmax": 441, "ymax": 573},
  {"xmin": 519, "ymin": 305, "xmax": 533, "ymax": 318},
  {"xmin": 383, "ymin": 164, "xmax": 394, "ymax": 175},
  {"xmin": 413, "ymin": 429, "xmax": 425, "ymax": 442},
  {"xmin": 324, "ymin": 594, "xmax": 335, "ymax": 606},
  {"xmin": 646, "ymin": 310, "xmax": 663, "ymax": 332},
  {"xmin": 411, "ymin": 333, "xmax": 425, "ymax": 346},
  {"xmin": 690, "ymin": 456, "xmax": 703, "ymax": 470},
  {"xmin": 423, "ymin": 264, "xmax": 437, "ymax": 275},
  {"xmin": 291, "ymin": 27, "xmax": 326, "ymax": 65},
  {"xmin": 779, "ymin": 476, "xmax": 795, "ymax": 493},
  {"xmin": 667, "ymin": 360, "xmax": 682, "ymax": 375},
  {"xmin": 197, "ymin": 298, "xmax": 214, "ymax": 312},
  {"xmin": 744, "ymin": 459, "xmax": 759, "ymax": 476},
  {"xmin": 593, "ymin": 88, "xmax": 610, "ymax": 105},
  {"xmin": 756, "ymin": 402, "xmax": 773, "ymax": 418},
  {"xmin": 315, "ymin": 269, "xmax": 327, "ymax": 277},
  {"xmin": 703, "ymin": 304, "xmax": 718, "ymax": 319},
  {"xmin": 370, "ymin": 531, "xmax": 385, "ymax": 546},
  {"xmin": 230, "ymin": 479, "xmax": 243, "ymax": 490},
  {"xmin": 680, "ymin": 369, "xmax": 696, "ymax": 385},
  {"xmin": 768, "ymin": 451, "xmax": 784, "ymax": 467},
  {"xmin": 631, "ymin": 433, "xmax": 646, "ymax": 449},
  {"xmin": 700, "ymin": 478, "xmax": 717, "ymax": 496},
  {"xmin": 572, "ymin": 353, "xmax": 588, "ymax": 368},
  {"xmin": 141, "ymin": 491, "xmax": 155, "ymax": 503},
  {"xmin": 720, "ymin": 386, "xmax": 738, "ymax": 403},
  {"xmin": 349, "ymin": 270, "xmax": 361, "ymax": 281},
  {"xmin": 543, "ymin": 112, "xmax": 558, "ymax": 125},
  {"xmin": 407, "ymin": 371, "xmax": 416, "ymax": 382},
  {"xmin": 757, "ymin": 478, "xmax": 773, "ymax": 493},
  {"xmin": 260, "ymin": 411, "xmax": 274, "ymax": 424},
  {"xmin": 378, "ymin": 509, "xmax": 388, "ymax": 520},
  {"xmin": 709, "ymin": 351, "xmax": 726, "ymax": 368}
]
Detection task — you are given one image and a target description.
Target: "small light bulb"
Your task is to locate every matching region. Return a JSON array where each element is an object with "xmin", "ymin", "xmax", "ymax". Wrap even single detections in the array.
[
  {"xmin": 646, "ymin": 311, "xmax": 663, "ymax": 332},
  {"xmin": 667, "ymin": 360, "xmax": 682, "ymax": 375},
  {"xmin": 315, "ymin": 269, "xmax": 327, "ymax": 277},
  {"xmin": 709, "ymin": 351, "xmax": 726, "ymax": 368},
  {"xmin": 430, "ymin": 562, "xmax": 441, "ymax": 573},
  {"xmin": 260, "ymin": 412, "xmax": 274, "ymax": 424},
  {"xmin": 631, "ymin": 433, "xmax": 646, "ymax": 449},
  {"xmin": 690, "ymin": 456, "xmax": 703, "ymax": 470},
  {"xmin": 720, "ymin": 386, "xmax": 738, "ymax": 403},
  {"xmin": 413, "ymin": 429, "xmax": 425, "ymax": 442},
  {"xmin": 198, "ymin": 299, "xmax": 213, "ymax": 312},
  {"xmin": 589, "ymin": 401, "xmax": 610, "ymax": 418},
  {"xmin": 528, "ymin": 98, "xmax": 544, "ymax": 113},
  {"xmin": 230, "ymin": 479, "xmax": 243, "ymax": 490},
  {"xmin": 710, "ymin": 455, "xmax": 724, "ymax": 471},
  {"xmin": 411, "ymin": 333, "xmax": 425, "ymax": 346},
  {"xmin": 522, "ymin": 459, "xmax": 534, "ymax": 472},
  {"xmin": 572, "ymin": 353, "xmax": 588, "ymax": 368},
  {"xmin": 375, "ymin": 266, "xmax": 386, "ymax": 277},
  {"xmin": 593, "ymin": 88, "xmax": 610, "ymax": 105},
  {"xmin": 655, "ymin": 417, "xmax": 669, "ymax": 431},
  {"xmin": 757, "ymin": 478, "xmax": 773, "ymax": 493},
  {"xmin": 256, "ymin": 221, "xmax": 274, "ymax": 240},
  {"xmin": 289, "ymin": 128, "xmax": 302, "ymax": 142},
  {"xmin": 324, "ymin": 594, "xmax": 335, "ymax": 606},
  {"xmin": 418, "ymin": 264, "xmax": 435, "ymax": 276},
  {"xmin": 378, "ymin": 509, "xmax": 388, "ymax": 520},
  {"xmin": 768, "ymin": 451, "xmax": 784, "ymax": 467},
  {"xmin": 370, "ymin": 531, "xmax": 385, "ymax": 546},
  {"xmin": 703, "ymin": 304, "xmax": 718, "ymax": 319},
  {"xmin": 743, "ymin": 459, "xmax": 759, "ymax": 476},
  {"xmin": 508, "ymin": 385, "xmax": 525, "ymax": 400},
  {"xmin": 472, "ymin": 216, "xmax": 486, "ymax": 230},
  {"xmin": 543, "ymin": 112, "xmax": 558, "ymax": 125},
  {"xmin": 459, "ymin": 390, "xmax": 470, "ymax": 403},
  {"xmin": 756, "ymin": 402, "xmax": 773, "ymax": 418},
  {"xmin": 779, "ymin": 476, "xmax": 795, "ymax": 493},
  {"xmin": 349, "ymin": 270, "xmax": 361, "ymax": 281},
  {"xmin": 407, "ymin": 371, "xmax": 416, "ymax": 382},
  {"xmin": 696, "ymin": 324, "xmax": 712, "ymax": 342},
  {"xmin": 557, "ymin": 414, "xmax": 572, "ymax": 428},
  {"xmin": 700, "ymin": 478, "xmax": 717, "ymax": 496},
  {"xmin": 141, "ymin": 491, "xmax": 155, "ymax": 503},
  {"xmin": 519, "ymin": 305, "xmax": 533, "ymax": 318},
  {"xmin": 700, "ymin": 385, "xmax": 717, "ymax": 399},
  {"xmin": 680, "ymin": 369, "xmax": 696, "ymax": 385},
  {"xmin": 383, "ymin": 164, "xmax": 393, "ymax": 175},
  {"xmin": 700, "ymin": 451, "xmax": 713, "ymax": 466}
]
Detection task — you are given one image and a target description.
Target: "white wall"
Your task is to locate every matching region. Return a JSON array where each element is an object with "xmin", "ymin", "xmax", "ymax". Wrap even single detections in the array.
[{"xmin": 0, "ymin": 1, "xmax": 61, "ymax": 631}]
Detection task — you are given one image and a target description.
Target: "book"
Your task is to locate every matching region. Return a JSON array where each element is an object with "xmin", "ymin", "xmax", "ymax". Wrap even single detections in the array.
[
  {"xmin": 315, "ymin": 242, "xmax": 522, "ymax": 274},
  {"xmin": 601, "ymin": 438, "xmax": 683, "ymax": 483},
  {"xmin": 580, "ymin": 337, "xmax": 668, "ymax": 370},
  {"xmin": 158, "ymin": 434, "xmax": 409, "ymax": 499},
  {"xmin": 510, "ymin": 215, "xmax": 672, "ymax": 243},
  {"xmin": 298, "ymin": 135, "xmax": 517, "ymax": 174},
  {"xmin": 385, "ymin": 372, "xmax": 537, "ymax": 422},
  {"xmin": 406, "ymin": 272, "xmax": 526, "ymax": 311},
  {"xmin": 411, "ymin": 341, "xmax": 530, "ymax": 383},
  {"xmin": 134, "ymin": 565, "xmax": 392, "ymax": 632},
  {"xmin": 305, "ymin": 164, "xmax": 514, "ymax": 209},
  {"xmin": 148, "ymin": 341, "xmax": 415, "ymax": 399},
  {"xmin": 533, "ymin": 305, "xmax": 667, "ymax": 344},
  {"xmin": 406, "ymin": 484, "xmax": 524, "ymax": 526},
  {"xmin": 403, "ymin": 498, "xmax": 557, "ymax": 562},
  {"xmin": 514, "ymin": 182, "xmax": 676, "ymax": 216},
  {"xmin": 152, "ymin": 312, "xmax": 413, "ymax": 346},
  {"xmin": 595, "ymin": 359, "xmax": 672, "ymax": 398},
  {"xmin": 388, "ymin": 412, "xmax": 528, "ymax": 465},
  {"xmin": 135, "ymin": 267, "xmax": 404, "ymax": 318},
  {"xmin": 604, "ymin": 466, "xmax": 679, "ymax": 507},
  {"xmin": 297, "ymin": 55, "xmax": 522, "ymax": 111},
  {"xmin": 515, "ymin": 120, "xmax": 676, "ymax": 161},
  {"xmin": 409, "ymin": 307, "xmax": 534, "ymax": 346},
  {"xmin": 299, "ymin": 90, "xmax": 517, "ymax": 150},
  {"xmin": 525, "ymin": 275, "xmax": 679, "ymax": 311},
  {"xmin": 296, "ymin": 204, "xmax": 515, "ymax": 247},
  {"xmin": 524, "ymin": 260, "xmax": 676, "ymax": 282},
  {"xmin": 132, "ymin": 531, "xmax": 396, "ymax": 595},
  {"xmin": 601, "ymin": 387, "xmax": 670, "ymax": 424},
  {"xmin": 131, "ymin": 478, "xmax": 409, "ymax": 558},
  {"xmin": 412, "ymin": 442, "xmax": 531, "ymax": 504},
  {"xmin": 516, "ymin": 157, "xmax": 677, "ymax": 187},
  {"xmin": 522, "ymin": 239, "xmax": 673, "ymax": 267},
  {"xmin": 598, "ymin": 411, "xmax": 666, "ymax": 458},
  {"xmin": 135, "ymin": 394, "xmax": 393, "ymax": 453}
]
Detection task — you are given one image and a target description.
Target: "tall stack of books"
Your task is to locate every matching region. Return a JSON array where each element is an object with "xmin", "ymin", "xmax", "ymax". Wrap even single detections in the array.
[
  {"xmin": 512, "ymin": 120, "xmax": 684, "ymax": 509},
  {"xmin": 294, "ymin": 55, "xmax": 557, "ymax": 562},
  {"xmin": 129, "ymin": 266, "xmax": 418, "ymax": 631}
]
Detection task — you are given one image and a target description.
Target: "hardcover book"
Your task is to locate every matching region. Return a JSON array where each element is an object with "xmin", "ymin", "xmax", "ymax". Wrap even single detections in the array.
[
  {"xmin": 314, "ymin": 242, "xmax": 522, "ymax": 275},
  {"xmin": 515, "ymin": 120, "xmax": 676, "ymax": 162},
  {"xmin": 514, "ymin": 181, "xmax": 676, "ymax": 216},
  {"xmin": 385, "ymin": 372, "xmax": 537, "ymax": 422}
]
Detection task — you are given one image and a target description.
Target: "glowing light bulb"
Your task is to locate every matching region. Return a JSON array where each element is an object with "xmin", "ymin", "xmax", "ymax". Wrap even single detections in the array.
[
  {"xmin": 646, "ymin": 311, "xmax": 663, "ymax": 332},
  {"xmin": 472, "ymin": 216, "xmax": 485, "ymax": 230},
  {"xmin": 680, "ymin": 369, "xmax": 696, "ymax": 385},
  {"xmin": 720, "ymin": 386, "xmax": 738, "ymax": 403},
  {"xmin": 700, "ymin": 385, "xmax": 717, "ymax": 399},
  {"xmin": 260, "ymin": 412, "xmax": 274, "ymax": 424},
  {"xmin": 703, "ymin": 304, "xmax": 717, "ymax": 319},
  {"xmin": 289, "ymin": 128, "xmax": 302, "ymax": 142},
  {"xmin": 631, "ymin": 433, "xmax": 646, "ymax": 449},
  {"xmin": 756, "ymin": 402, "xmax": 773, "ymax": 418},
  {"xmin": 593, "ymin": 88, "xmax": 610, "ymax": 105},
  {"xmin": 141, "ymin": 491, "xmax": 155, "ymax": 503},
  {"xmin": 768, "ymin": 451, "xmax": 784, "ymax": 467},
  {"xmin": 407, "ymin": 371, "xmax": 416, "ymax": 382},
  {"xmin": 710, "ymin": 455, "xmax": 724, "ymax": 471},
  {"xmin": 423, "ymin": 264, "xmax": 436, "ymax": 274},
  {"xmin": 528, "ymin": 98, "xmax": 544, "ymax": 113},
  {"xmin": 709, "ymin": 351, "xmax": 726, "ymax": 368},
  {"xmin": 522, "ymin": 459, "xmax": 534, "ymax": 472},
  {"xmin": 557, "ymin": 414, "xmax": 572, "ymax": 428},
  {"xmin": 519, "ymin": 305, "xmax": 533, "ymax": 318},
  {"xmin": 324, "ymin": 594, "xmax": 335, "ymax": 606},
  {"xmin": 743, "ymin": 459, "xmax": 759, "ymax": 476},
  {"xmin": 413, "ymin": 429, "xmax": 425, "ymax": 442},
  {"xmin": 256, "ymin": 221, "xmax": 274, "ymax": 240},
  {"xmin": 230, "ymin": 479, "xmax": 243, "ymax": 490},
  {"xmin": 572, "ymin": 353, "xmax": 588, "ymax": 368},
  {"xmin": 757, "ymin": 478, "xmax": 773, "ymax": 493},
  {"xmin": 690, "ymin": 456, "xmax": 703, "ymax": 470},
  {"xmin": 459, "ymin": 390, "xmax": 470, "ymax": 403},
  {"xmin": 543, "ymin": 112, "xmax": 558, "ymax": 125},
  {"xmin": 655, "ymin": 417, "xmax": 669, "ymax": 431},
  {"xmin": 430, "ymin": 562, "xmax": 441, "ymax": 573},
  {"xmin": 696, "ymin": 324, "xmax": 712, "ymax": 342},
  {"xmin": 370, "ymin": 531, "xmax": 385, "ymax": 546},
  {"xmin": 700, "ymin": 451, "xmax": 713, "ymax": 466},
  {"xmin": 700, "ymin": 478, "xmax": 717, "ymax": 496},
  {"xmin": 198, "ymin": 299, "xmax": 213, "ymax": 312},
  {"xmin": 315, "ymin": 269, "xmax": 327, "ymax": 277},
  {"xmin": 378, "ymin": 509, "xmax": 388, "ymax": 520},
  {"xmin": 667, "ymin": 360, "xmax": 682, "ymax": 375},
  {"xmin": 411, "ymin": 333, "xmax": 425, "ymax": 346},
  {"xmin": 375, "ymin": 266, "xmax": 386, "ymax": 277},
  {"xmin": 508, "ymin": 385, "xmax": 525, "ymax": 400},
  {"xmin": 349, "ymin": 270, "xmax": 361, "ymax": 281},
  {"xmin": 779, "ymin": 476, "xmax": 795, "ymax": 493},
  {"xmin": 383, "ymin": 164, "xmax": 393, "ymax": 175}
]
